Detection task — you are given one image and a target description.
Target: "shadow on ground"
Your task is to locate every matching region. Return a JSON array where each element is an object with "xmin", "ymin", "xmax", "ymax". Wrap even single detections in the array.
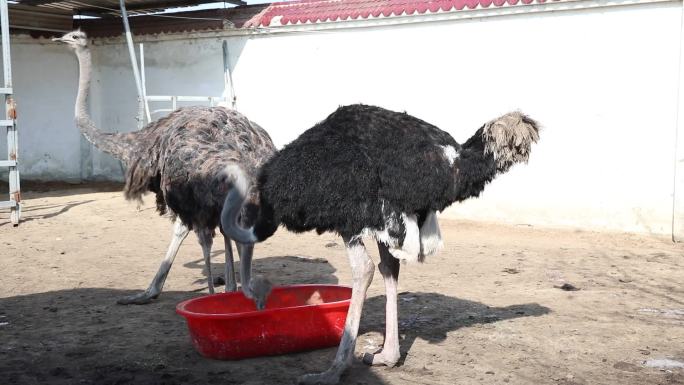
[
  {"xmin": 0, "ymin": 286, "xmax": 378, "ymax": 385},
  {"xmin": 184, "ymin": 255, "xmax": 340, "ymax": 287},
  {"xmin": 0, "ymin": 256, "xmax": 549, "ymax": 385},
  {"xmin": 362, "ymin": 292, "xmax": 550, "ymax": 365},
  {"xmin": 0, "ymin": 181, "xmax": 123, "ymax": 226},
  {"xmin": 0, "ymin": 181, "xmax": 123, "ymax": 197},
  {"xmin": 0, "ymin": 200, "xmax": 95, "ymax": 228}
]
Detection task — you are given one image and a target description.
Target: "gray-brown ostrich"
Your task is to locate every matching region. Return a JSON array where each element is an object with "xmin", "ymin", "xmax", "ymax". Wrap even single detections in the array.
[
  {"xmin": 222, "ymin": 104, "xmax": 539, "ymax": 384},
  {"xmin": 54, "ymin": 30, "xmax": 275, "ymax": 308}
]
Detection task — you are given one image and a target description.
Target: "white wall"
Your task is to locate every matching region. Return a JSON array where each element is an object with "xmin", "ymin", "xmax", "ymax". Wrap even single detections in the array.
[
  {"xmin": 4, "ymin": 0, "xmax": 682, "ymax": 236},
  {"xmin": 0, "ymin": 39, "xmax": 83, "ymax": 181},
  {"xmin": 232, "ymin": 2, "xmax": 682, "ymax": 235}
]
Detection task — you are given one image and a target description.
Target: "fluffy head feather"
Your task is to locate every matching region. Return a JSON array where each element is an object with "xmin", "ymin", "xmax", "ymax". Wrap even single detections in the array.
[{"xmin": 482, "ymin": 111, "xmax": 540, "ymax": 172}]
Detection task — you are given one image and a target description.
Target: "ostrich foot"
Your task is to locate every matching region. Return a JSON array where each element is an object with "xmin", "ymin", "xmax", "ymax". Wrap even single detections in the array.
[
  {"xmin": 117, "ymin": 291, "xmax": 159, "ymax": 305},
  {"xmin": 362, "ymin": 349, "xmax": 400, "ymax": 367},
  {"xmin": 297, "ymin": 369, "xmax": 342, "ymax": 385}
]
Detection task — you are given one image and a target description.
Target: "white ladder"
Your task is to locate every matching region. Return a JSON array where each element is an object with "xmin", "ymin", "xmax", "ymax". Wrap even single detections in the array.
[{"xmin": 0, "ymin": 0, "xmax": 20, "ymax": 226}]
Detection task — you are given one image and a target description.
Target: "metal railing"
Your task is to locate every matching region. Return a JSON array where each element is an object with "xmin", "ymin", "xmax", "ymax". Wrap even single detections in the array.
[{"xmin": 137, "ymin": 41, "xmax": 234, "ymax": 123}]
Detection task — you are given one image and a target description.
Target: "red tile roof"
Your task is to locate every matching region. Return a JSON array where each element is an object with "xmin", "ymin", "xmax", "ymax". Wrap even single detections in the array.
[{"xmin": 245, "ymin": 0, "xmax": 560, "ymax": 27}]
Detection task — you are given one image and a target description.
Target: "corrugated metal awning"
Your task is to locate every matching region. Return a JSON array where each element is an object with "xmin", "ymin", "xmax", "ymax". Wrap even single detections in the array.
[
  {"xmin": 12, "ymin": 1, "xmax": 245, "ymax": 17},
  {"xmin": 74, "ymin": 5, "xmax": 269, "ymax": 37},
  {"xmin": 8, "ymin": 1, "xmax": 255, "ymax": 35},
  {"xmin": 9, "ymin": 4, "xmax": 72, "ymax": 32}
]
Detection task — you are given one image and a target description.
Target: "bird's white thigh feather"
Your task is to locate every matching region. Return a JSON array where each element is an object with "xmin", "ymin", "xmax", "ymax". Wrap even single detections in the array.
[
  {"xmin": 419, "ymin": 211, "xmax": 443, "ymax": 259},
  {"xmin": 387, "ymin": 214, "xmax": 420, "ymax": 262}
]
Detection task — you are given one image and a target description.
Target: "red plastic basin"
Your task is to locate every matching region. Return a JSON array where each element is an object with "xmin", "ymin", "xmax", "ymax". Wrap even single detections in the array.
[{"xmin": 176, "ymin": 284, "xmax": 351, "ymax": 360}]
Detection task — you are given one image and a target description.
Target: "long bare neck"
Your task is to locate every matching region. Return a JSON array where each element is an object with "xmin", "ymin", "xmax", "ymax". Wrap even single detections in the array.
[
  {"xmin": 74, "ymin": 46, "xmax": 130, "ymax": 161},
  {"xmin": 451, "ymin": 128, "xmax": 499, "ymax": 202},
  {"xmin": 75, "ymin": 47, "xmax": 91, "ymax": 119}
]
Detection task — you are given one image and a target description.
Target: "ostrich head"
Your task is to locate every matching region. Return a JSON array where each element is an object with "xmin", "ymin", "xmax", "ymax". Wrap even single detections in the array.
[
  {"xmin": 482, "ymin": 111, "xmax": 540, "ymax": 172},
  {"xmin": 52, "ymin": 29, "xmax": 88, "ymax": 51},
  {"xmin": 249, "ymin": 275, "xmax": 273, "ymax": 311}
]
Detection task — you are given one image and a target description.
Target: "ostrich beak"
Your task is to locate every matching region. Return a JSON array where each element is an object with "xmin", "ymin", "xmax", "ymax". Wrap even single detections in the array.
[
  {"xmin": 255, "ymin": 298, "xmax": 266, "ymax": 311},
  {"xmin": 52, "ymin": 37, "xmax": 66, "ymax": 43}
]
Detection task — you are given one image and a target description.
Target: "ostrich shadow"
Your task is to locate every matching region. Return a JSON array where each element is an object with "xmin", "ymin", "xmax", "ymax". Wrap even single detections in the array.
[
  {"xmin": 0, "ymin": 287, "xmax": 387, "ymax": 385},
  {"xmin": 0, "ymin": 254, "xmax": 548, "ymax": 385},
  {"xmin": 183, "ymin": 253, "xmax": 549, "ymax": 371},
  {"xmin": 183, "ymin": 253, "xmax": 549, "ymax": 367},
  {"xmin": 360, "ymin": 291, "xmax": 550, "ymax": 366},
  {"xmin": 0, "ymin": 180, "xmax": 122, "ymax": 198},
  {"xmin": 0, "ymin": 257, "xmax": 380, "ymax": 385},
  {"xmin": 183, "ymin": 254, "xmax": 339, "ymax": 287},
  {"xmin": 0, "ymin": 200, "xmax": 94, "ymax": 227}
]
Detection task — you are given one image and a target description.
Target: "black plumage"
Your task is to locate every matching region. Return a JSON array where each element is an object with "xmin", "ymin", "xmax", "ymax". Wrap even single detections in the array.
[{"xmin": 247, "ymin": 104, "xmax": 538, "ymax": 241}]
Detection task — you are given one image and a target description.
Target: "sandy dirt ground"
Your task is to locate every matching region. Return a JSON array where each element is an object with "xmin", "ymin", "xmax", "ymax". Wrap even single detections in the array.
[{"xmin": 1, "ymin": 184, "xmax": 683, "ymax": 385}]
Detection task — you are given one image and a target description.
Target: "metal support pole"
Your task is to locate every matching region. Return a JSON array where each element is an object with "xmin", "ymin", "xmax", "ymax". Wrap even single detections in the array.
[
  {"xmin": 1, "ymin": 0, "xmax": 9, "ymax": 89},
  {"xmin": 139, "ymin": 43, "xmax": 151, "ymax": 123},
  {"xmin": 222, "ymin": 40, "xmax": 236, "ymax": 109},
  {"xmin": 119, "ymin": 0, "xmax": 149, "ymax": 129},
  {"xmin": 672, "ymin": 0, "xmax": 684, "ymax": 242}
]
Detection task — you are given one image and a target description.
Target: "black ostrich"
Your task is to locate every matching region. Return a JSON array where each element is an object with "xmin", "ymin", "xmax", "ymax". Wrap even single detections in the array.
[
  {"xmin": 54, "ymin": 30, "xmax": 275, "ymax": 308},
  {"xmin": 222, "ymin": 104, "xmax": 539, "ymax": 384}
]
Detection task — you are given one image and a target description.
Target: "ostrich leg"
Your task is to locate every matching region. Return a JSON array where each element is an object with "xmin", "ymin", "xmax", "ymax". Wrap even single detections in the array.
[
  {"xmin": 117, "ymin": 218, "xmax": 189, "ymax": 305},
  {"xmin": 196, "ymin": 229, "xmax": 216, "ymax": 294},
  {"xmin": 363, "ymin": 241, "xmax": 401, "ymax": 366},
  {"xmin": 223, "ymin": 236, "xmax": 237, "ymax": 292},
  {"xmin": 298, "ymin": 237, "xmax": 375, "ymax": 385}
]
